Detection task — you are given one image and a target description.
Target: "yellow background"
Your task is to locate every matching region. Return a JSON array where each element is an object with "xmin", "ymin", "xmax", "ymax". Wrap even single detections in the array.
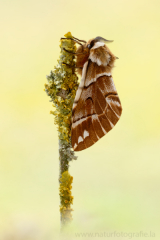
[{"xmin": 1, "ymin": 0, "xmax": 160, "ymax": 239}]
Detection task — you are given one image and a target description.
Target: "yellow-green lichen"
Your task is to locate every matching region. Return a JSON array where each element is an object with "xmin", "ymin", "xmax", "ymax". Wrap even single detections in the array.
[
  {"xmin": 45, "ymin": 32, "xmax": 78, "ymax": 226},
  {"xmin": 45, "ymin": 32, "xmax": 78, "ymax": 144},
  {"xmin": 59, "ymin": 171, "xmax": 73, "ymax": 222}
]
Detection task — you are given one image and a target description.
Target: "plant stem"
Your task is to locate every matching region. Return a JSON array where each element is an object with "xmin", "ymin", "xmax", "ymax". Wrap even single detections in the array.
[{"xmin": 45, "ymin": 32, "xmax": 78, "ymax": 228}]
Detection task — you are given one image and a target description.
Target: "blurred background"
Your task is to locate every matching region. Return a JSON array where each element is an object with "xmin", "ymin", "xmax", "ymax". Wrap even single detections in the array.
[{"xmin": 1, "ymin": 0, "xmax": 160, "ymax": 239}]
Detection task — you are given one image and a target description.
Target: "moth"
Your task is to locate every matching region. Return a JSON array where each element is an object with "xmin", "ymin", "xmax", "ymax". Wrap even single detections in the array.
[{"xmin": 63, "ymin": 36, "xmax": 122, "ymax": 151}]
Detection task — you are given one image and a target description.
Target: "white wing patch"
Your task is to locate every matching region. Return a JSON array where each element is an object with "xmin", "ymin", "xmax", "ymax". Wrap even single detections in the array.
[
  {"xmin": 83, "ymin": 130, "xmax": 89, "ymax": 139},
  {"xmin": 74, "ymin": 143, "xmax": 77, "ymax": 149},
  {"xmin": 115, "ymin": 101, "xmax": 121, "ymax": 107},
  {"xmin": 78, "ymin": 136, "xmax": 83, "ymax": 144}
]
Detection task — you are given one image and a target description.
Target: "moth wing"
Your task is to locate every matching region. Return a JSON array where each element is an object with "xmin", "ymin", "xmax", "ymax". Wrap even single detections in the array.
[{"xmin": 71, "ymin": 60, "xmax": 122, "ymax": 151}]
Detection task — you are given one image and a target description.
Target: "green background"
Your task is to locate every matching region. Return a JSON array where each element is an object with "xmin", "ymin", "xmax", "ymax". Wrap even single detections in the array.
[{"xmin": 1, "ymin": 0, "xmax": 160, "ymax": 239}]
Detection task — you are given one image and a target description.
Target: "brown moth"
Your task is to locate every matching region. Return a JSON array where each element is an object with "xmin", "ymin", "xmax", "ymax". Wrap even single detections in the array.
[{"xmin": 64, "ymin": 36, "xmax": 122, "ymax": 151}]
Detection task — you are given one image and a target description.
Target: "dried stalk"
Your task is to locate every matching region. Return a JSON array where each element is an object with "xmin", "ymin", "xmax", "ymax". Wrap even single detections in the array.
[{"xmin": 45, "ymin": 32, "xmax": 78, "ymax": 229}]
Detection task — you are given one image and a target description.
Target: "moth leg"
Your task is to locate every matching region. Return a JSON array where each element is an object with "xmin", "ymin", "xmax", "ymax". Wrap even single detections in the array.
[
  {"xmin": 63, "ymin": 48, "xmax": 84, "ymax": 55},
  {"xmin": 62, "ymin": 62, "xmax": 82, "ymax": 69},
  {"xmin": 62, "ymin": 62, "xmax": 82, "ymax": 74},
  {"xmin": 61, "ymin": 37, "xmax": 83, "ymax": 46},
  {"xmin": 72, "ymin": 36, "xmax": 87, "ymax": 44},
  {"xmin": 75, "ymin": 66, "xmax": 83, "ymax": 69}
]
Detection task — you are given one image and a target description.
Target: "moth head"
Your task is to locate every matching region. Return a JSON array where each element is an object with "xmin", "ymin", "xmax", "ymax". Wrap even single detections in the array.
[
  {"xmin": 86, "ymin": 37, "xmax": 113, "ymax": 49},
  {"xmin": 76, "ymin": 37, "xmax": 113, "ymax": 54},
  {"xmin": 76, "ymin": 36, "xmax": 115, "ymax": 75}
]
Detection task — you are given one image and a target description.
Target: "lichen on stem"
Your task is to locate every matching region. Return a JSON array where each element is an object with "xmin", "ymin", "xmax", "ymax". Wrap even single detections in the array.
[{"xmin": 45, "ymin": 32, "xmax": 78, "ymax": 227}]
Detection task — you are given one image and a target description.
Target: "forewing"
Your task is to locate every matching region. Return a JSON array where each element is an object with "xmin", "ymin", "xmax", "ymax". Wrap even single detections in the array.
[{"xmin": 71, "ymin": 61, "xmax": 122, "ymax": 151}]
